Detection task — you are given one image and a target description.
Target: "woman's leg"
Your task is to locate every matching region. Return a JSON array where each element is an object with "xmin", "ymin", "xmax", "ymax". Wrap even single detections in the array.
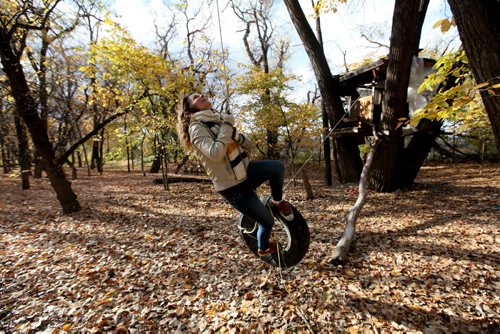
[
  {"xmin": 247, "ymin": 160, "xmax": 294, "ymax": 221},
  {"xmin": 246, "ymin": 160, "xmax": 285, "ymax": 201},
  {"xmin": 219, "ymin": 183, "xmax": 275, "ymax": 251}
]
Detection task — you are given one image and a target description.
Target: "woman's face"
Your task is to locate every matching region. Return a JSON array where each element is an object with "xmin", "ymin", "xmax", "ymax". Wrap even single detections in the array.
[{"xmin": 188, "ymin": 94, "xmax": 212, "ymax": 111}]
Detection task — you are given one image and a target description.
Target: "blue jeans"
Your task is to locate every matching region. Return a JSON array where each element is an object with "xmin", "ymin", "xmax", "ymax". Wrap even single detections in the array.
[{"xmin": 219, "ymin": 160, "xmax": 285, "ymax": 250}]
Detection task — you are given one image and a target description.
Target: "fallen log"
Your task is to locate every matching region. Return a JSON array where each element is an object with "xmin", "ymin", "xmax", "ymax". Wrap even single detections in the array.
[{"xmin": 153, "ymin": 175, "xmax": 210, "ymax": 184}]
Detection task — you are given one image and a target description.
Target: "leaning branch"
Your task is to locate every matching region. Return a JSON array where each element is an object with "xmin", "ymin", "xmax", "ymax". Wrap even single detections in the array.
[
  {"xmin": 56, "ymin": 109, "xmax": 130, "ymax": 165},
  {"xmin": 329, "ymin": 138, "xmax": 380, "ymax": 264}
]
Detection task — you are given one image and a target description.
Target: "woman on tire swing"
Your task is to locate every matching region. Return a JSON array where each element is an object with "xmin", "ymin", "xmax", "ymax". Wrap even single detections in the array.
[{"xmin": 177, "ymin": 93, "xmax": 294, "ymax": 257}]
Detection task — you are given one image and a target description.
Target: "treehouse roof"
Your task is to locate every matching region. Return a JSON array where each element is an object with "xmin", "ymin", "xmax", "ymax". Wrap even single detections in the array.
[{"xmin": 337, "ymin": 57, "xmax": 436, "ymax": 91}]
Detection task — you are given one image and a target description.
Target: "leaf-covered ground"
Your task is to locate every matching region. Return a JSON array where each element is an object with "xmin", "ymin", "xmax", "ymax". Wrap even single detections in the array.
[{"xmin": 1, "ymin": 163, "xmax": 499, "ymax": 333}]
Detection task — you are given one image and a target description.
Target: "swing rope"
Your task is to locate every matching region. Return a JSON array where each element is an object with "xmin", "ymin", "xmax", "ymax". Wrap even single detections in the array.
[{"xmin": 215, "ymin": 0, "xmax": 231, "ymax": 112}]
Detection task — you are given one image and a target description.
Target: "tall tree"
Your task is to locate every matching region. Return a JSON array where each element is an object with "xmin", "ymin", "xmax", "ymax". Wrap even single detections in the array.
[
  {"xmin": 369, "ymin": 0, "xmax": 428, "ymax": 191},
  {"xmin": 0, "ymin": 0, "xmax": 81, "ymax": 212},
  {"xmin": 447, "ymin": 0, "xmax": 500, "ymax": 151},
  {"xmin": 312, "ymin": 0, "xmax": 333, "ymax": 186},
  {"xmin": 283, "ymin": 0, "xmax": 362, "ymax": 182}
]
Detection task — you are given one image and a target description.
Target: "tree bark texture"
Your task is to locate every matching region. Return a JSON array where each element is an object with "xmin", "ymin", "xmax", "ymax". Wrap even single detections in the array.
[
  {"xmin": 369, "ymin": 0, "xmax": 421, "ymax": 192},
  {"xmin": 33, "ymin": 149, "xmax": 46, "ymax": 178},
  {"xmin": 301, "ymin": 169, "xmax": 314, "ymax": 199},
  {"xmin": 91, "ymin": 129, "xmax": 104, "ymax": 174},
  {"xmin": 447, "ymin": 0, "xmax": 500, "ymax": 151},
  {"xmin": 314, "ymin": 6, "xmax": 333, "ymax": 186},
  {"xmin": 412, "ymin": 0, "xmax": 430, "ymax": 55},
  {"xmin": 399, "ymin": 119, "xmax": 442, "ymax": 188},
  {"xmin": 322, "ymin": 106, "xmax": 333, "ymax": 186},
  {"xmin": 0, "ymin": 95, "xmax": 11, "ymax": 173},
  {"xmin": 283, "ymin": 0, "xmax": 362, "ymax": 182},
  {"xmin": 396, "ymin": 0, "xmax": 456, "ymax": 188},
  {"xmin": 31, "ymin": 33, "xmax": 50, "ymax": 178},
  {"xmin": 150, "ymin": 157, "xmax": 161, "ymax": 173},
  {"xmin": 0, "ymin": 30, "xmax": 81, "ymax": 213},
  {"xmin": 13, "ymin": 110, "xmax": 31, "ymax": 189}
]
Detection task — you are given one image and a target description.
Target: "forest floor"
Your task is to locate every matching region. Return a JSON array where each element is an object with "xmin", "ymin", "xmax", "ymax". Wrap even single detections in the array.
[{"xmin": 0, "ymin": 162, "xmax": 499, "ymax": 333}]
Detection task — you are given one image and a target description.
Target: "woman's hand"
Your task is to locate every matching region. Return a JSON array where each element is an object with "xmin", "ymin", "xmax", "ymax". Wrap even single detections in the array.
[
  {"xmin": 232, "ymin": 129, "xmax": 241, "ymax": 142},
  {"xmin": 221, "ymin": 113, "xmax": 235, "ymax": 126}
]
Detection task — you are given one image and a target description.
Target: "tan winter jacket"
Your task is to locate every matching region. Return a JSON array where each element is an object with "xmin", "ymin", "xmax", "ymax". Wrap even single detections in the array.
[{"xmin": 189, "ymin": 119, "xmax": 253, "ymax": 191}]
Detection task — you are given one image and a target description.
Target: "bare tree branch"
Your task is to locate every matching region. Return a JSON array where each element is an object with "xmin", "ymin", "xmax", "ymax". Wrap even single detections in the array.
[{"xmin": 360, "ymin": 32, "xmax": 390, "ymax": 49}]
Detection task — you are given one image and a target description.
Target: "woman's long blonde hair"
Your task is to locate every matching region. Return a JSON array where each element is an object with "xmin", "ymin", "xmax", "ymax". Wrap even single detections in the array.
[{"xmin": 177, "ymin": 93, "xmax": 195, "ymax": 150}]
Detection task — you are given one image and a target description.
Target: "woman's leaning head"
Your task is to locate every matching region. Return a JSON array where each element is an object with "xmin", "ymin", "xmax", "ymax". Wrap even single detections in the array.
[
  {"xmin": 183, "ymin": 93, "xmax": 212, "ymax": 113},
  {"xmin": 178, "ymin": 92, "xmax": 210, "ymax": 150}
]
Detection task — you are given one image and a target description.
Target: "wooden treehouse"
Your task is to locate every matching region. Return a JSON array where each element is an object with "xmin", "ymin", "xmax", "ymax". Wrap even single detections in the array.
[{"xmin": 333, "ymin": 56, "xmax": 436, "ymax": 140}]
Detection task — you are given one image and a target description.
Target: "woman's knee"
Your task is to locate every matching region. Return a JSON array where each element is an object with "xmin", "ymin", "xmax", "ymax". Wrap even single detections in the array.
[{"xmin": 272, "ymin": 160, "xmax": 285, "ymax": 175}]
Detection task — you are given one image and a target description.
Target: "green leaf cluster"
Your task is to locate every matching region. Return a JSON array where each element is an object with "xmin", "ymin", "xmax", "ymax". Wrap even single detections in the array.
[{"xmin": 412, "ymin": 50, "xmax": 494, "ymax": 141}]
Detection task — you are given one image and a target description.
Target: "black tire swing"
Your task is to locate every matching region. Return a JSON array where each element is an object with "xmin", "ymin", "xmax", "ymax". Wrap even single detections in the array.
[{"xmin": 238, "ymin": 196, "xmax": 310, "ymax": 268}]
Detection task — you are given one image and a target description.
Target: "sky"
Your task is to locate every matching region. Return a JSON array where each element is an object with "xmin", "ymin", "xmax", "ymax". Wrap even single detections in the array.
[{"xmin": 108, "ymin": 0, "xmax": 458, "ymax": 101}]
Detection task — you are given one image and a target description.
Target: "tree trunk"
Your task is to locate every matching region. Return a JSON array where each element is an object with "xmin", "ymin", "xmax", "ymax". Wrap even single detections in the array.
[
  {"xmin": 412, "ymin": 0, "xmax": 430, "ymax": 55},
  {"xmin": 91, "ymin": 129, "xmax": 104, "ymax": 174},
  {"xmin": 30, "ymin": 32, "xmax": 50, "ymax": 179},
  {"xmin": 140, "ymin": 132, "xmax": 146, "ymax": 176},
  {"xmin": 266, "ymin": 128, "xmax": 279, "ymax": 160},
  {"xmin": 33, "ymin": 150, "xmax": 46, "ymax": 178},
  {"xmin": 91, "ymin": 141, "xmax": 96, "ymax": 170},
  {"xmin": 321, "ymin": 102, "xmax": 332, "ymax": 186},
  {"xmin": 0, "ymin": 95, "xmax": 11, "ymax": 174},
  {"xmin": 369, "ymin": 137, "xmax": 403, "ymax": 191},
  {"xmin": 13, "ymin": 110, "xmax": 31, "ymax": 189},
  {"xmin": 369, "ymin": 0, "xmax": 421, "ymax": 192},
  {"xmin": 126, "ymin": 142, "xmax": 131, "ymax": 172},
  {"xmin": 150, "ymin": 155, "xmax": 161, "ymax": 173},
  {"xmin": 333, "ymin": 137, "xmax": 363, "ymax": 182},
  {"xmin": 125, "ymin": 115, "xmax": 130, "ymax": 172},
  {"xmin": 150, "ymin": 134, "xmax": 161, "ymax": 173},
  {"xmin": 161, "ymin": 145, "xmax": 169, "ymax": 191},
  {"xmin": 0, "ymin": 32, "xmax": 81, "ymax": 213},
  {"xmin": 322, "ymin": 103, "xmax": 332, "ymax": 186},
  {"xmin": 313, "ymin": 5, "xmax": 333, "ymax": 186},
  {"xmin": 447, "ymin": 0, "xmax": 500, "ymax": 151},
  {"xmin": 399, "ymin": 120, "xmax": 442, "ymax": 188},
  {"xmin": 98, "ymin": 129, "xmax": 104, "ymax": 174},
  {"xmin": 0, "ymin": 139, "xmax": 8, "ymax": 173},
  {"xmin": 301, "ymin": 169, "xmax": 314, "ymax": 199},
  {"xmin": 332, "ymin": 136, "xmax": 342, "ymax": 183},
  {"xmin": 283, "ymin": 0, "xmax": 362, "ymax": 182}
]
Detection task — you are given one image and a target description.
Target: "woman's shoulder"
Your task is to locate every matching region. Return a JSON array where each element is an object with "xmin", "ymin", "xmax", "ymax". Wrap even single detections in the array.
[{"xmin": 189, "ymin": 121, "xmax": 211, "ymax": 136}]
